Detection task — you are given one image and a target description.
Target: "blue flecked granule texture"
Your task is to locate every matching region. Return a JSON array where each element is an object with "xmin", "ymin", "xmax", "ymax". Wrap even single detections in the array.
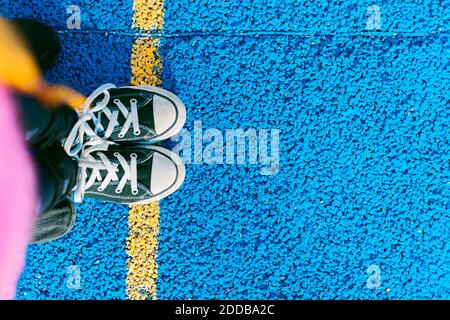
[
  {"xmin": 163, "ymin": 0, "xmax": 449, "ymax": 33},
  {"xmin": 2, "ymin": 0, "xmax": 450, "ymax": 300},
  {"xmin": 17, "ymin": 200, "xmax": 129, "ymax": 300},
  {"xmin": 0, "ymin": 0, "xmax": 132, "ymax": 31},
  {"xmin": 158, "ymin": 26, "xmax": 450, "ymax": 299}
]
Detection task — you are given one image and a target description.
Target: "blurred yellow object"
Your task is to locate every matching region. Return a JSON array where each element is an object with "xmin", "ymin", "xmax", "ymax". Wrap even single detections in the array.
[
  {"xmin": 36, "ymin": 84, "xmax": 86, "ymax": 111},
  {"xmin": 0, "ymin": 17, "xmax": 85, "ymax": 110},
  {"xmin": 0, "ymin": 18, "xmax": 41, "ymax": 95}
]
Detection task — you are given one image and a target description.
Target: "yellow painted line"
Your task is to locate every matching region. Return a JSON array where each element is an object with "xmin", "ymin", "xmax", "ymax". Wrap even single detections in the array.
[
  {"xmin": 130, "ymin": 37, "xmax": 162, "ymax": 87},
  {"xmin": 133, "ymin": 0, "xmax": 164, "ymax": 31},
  {"xmin": 126, "ymin": 202, "xmax": 160, "ymax": 300},
  {"xmin": 126, "ymin": 0, "xmax": 164, "ymax": 300}
]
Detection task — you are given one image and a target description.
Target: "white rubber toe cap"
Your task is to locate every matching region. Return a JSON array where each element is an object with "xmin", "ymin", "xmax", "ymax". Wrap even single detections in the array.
[
  {"xmin": 150, "ymin": 151, "xmax": 181, "ymax": 195},
  {"xmin": 153, "ymin": 95, "xmax": 177, "ymax": 135}
]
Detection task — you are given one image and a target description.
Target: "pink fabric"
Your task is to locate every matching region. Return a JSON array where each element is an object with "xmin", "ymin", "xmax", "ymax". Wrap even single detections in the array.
[{"xmin": 0, "ymin": 86, "xmax": 37, "ymax": 300}]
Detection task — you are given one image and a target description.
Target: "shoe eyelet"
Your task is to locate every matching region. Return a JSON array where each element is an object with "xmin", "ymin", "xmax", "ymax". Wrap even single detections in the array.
[
  {"xmin": 114, "ymin": 99, "xmax": 120, "ymax": 103},
  {"xmin": 132, "ymin": 190, "xmax": 138, "ymax": 195},
  {"xmin": 115, "ymin": 188, "xmax": 122, "ymax": 194},
  {"xmin": 114, "ymin": 152, "xmax": 120, "ymax": 157},
  {"xmin": 130, "ymin": 153, "xmax": 137, "ymax": 159},
  {"xmin": 118, "ymin": 133, "xmax": 125, "ymax": 138},
  {"xmin": 134, "ymin": 130, "xmax": 141, "ymax": 136},
  {"xmin": 97, "ymin": 187, "xmax": 104, "ymax": 192},
  {"xmin": 130, "ymin": 98, "xmax": 137, "ymax": 103}
]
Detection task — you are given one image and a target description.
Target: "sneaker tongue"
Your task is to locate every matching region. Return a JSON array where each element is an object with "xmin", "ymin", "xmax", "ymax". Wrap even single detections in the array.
[
  {"xmin": 85, "ymin": 149, "xmax": 154, "ymax": 194},
  {"xmin": 94, "ymin": 88, "xmax": 156, "ymax": 136},
  {"xmin": 109, "ymin": 149, "xmax": 154, "ymax": 193},
  {"xmin": 137, "ymin": 93, "xmax": 155, "ymax": 129}
]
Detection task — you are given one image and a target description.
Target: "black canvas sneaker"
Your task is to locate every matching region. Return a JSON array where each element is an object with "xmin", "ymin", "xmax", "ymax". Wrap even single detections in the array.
[
  {"xmin": 64, "ymin": 83, "xmax": 186, "ymax": 156},
  {"xmin": 73, "ymin": 142, "xmax": 185, "ymax": 204}
]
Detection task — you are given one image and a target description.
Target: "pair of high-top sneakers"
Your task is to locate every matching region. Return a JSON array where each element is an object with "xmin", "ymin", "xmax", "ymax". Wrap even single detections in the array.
[{"xmin": 64, "ymin": 83, "xmax": 186, "ymax": 205}]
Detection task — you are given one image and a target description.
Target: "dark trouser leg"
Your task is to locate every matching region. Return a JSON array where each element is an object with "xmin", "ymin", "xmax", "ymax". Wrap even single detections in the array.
[
  {"xmin": 21, "ymin": 101, "xmax": 79, "ymax": 242},
  {"xmin": 11, "ymin": 19, "xmax": 78, "ymax": 242},
  {"xmin": 16, "ymin": 94, "xmax": 78, "ymax": 148},
  {"xmin": 33, "ymin": 142, "xmax": 78, "ymax": 213},
  {"xmin": 15, "ymin": 94, "xmax": 79, "ymax": 213},
  {"xmin": 15, "ymin": 96, "xmax": 79, "ymax": 241}
]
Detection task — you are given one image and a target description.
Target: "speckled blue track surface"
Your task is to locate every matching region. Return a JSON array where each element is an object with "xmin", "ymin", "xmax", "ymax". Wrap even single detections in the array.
[{"xmin": 2, "ymin": 0, "xmax": 450, "ymax": 299}]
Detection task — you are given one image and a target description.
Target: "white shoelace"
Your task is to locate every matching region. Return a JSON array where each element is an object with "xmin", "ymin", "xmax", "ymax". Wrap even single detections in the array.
[
  {"xmin": 74, "ymin": 141, "xmax": 139, "ymax": 203},
  {"xmin": 64, "ymin": 83, "xmax": 141, "ymax": 157}
]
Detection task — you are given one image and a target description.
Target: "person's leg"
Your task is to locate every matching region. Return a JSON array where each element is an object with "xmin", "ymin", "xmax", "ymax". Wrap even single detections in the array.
[
  {"xmin": 15, "ymin": 93, "xmax": 78, "ymax": 148},
  {"xmin": 32, "ymin": 142, "xmax": 78, "ymax": 213},
  {"xmin": 29, "ymin": 142, "xmax": 78, "ymax": 243},
  {"xmin": 9, "ymin": 19, "xmax": 79, "ymax": 242},
  {"xmin": 14, "ymin": 94, "xmax": 79, "ymax": 213}
]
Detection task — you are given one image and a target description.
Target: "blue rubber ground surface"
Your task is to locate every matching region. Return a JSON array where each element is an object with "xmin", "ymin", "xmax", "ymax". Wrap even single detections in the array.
[{"xmin": 2, "ymin": 0, "xmax": 450, "ymax": 299}]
